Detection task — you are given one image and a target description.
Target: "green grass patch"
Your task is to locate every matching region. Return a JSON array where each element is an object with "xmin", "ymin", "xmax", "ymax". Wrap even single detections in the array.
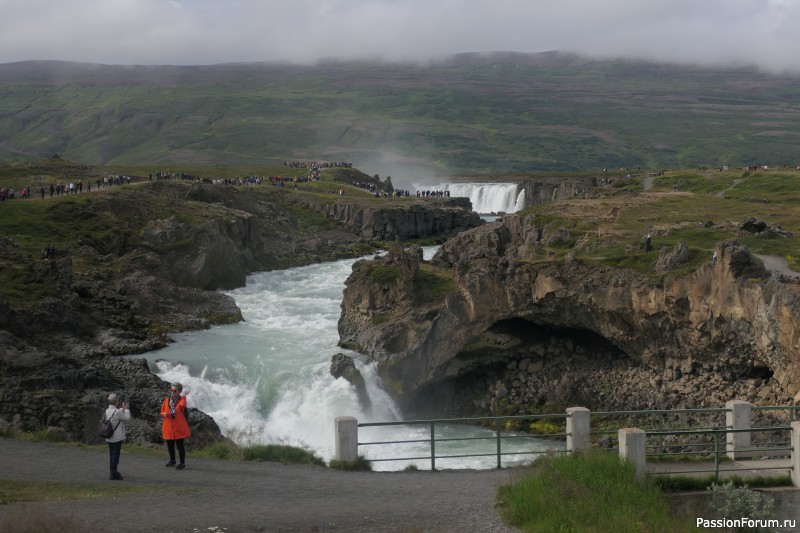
[
  {"xmin": 412, "ymin": 264, "xmax": 454, "ymax": 304},
  {"xmin": 0, "ymin": 479, "xmax": 186, "ymax": 504},
  {"xmin": 194, "ymin": 441, "xmax": 325, "ymax": 466},
  {"xmin": 368, "ymin": 264, "xmax": 402, "ymax": 284},
  {"xmin": 498, "ymin": 451, "xmax": 700, "ymax": 532},
  {"xmin": 288, "ymin": 205, "xmax": 343, "ymax": 232},
  {"xmin": 243, "ymin": 444, "xmax": 325, "ymax": 465}
]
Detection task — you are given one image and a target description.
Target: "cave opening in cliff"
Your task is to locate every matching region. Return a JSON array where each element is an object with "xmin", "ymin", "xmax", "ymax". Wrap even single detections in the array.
[{"xmin": 407, "ymin": 317, "xmax": 636, "ymax": 419}]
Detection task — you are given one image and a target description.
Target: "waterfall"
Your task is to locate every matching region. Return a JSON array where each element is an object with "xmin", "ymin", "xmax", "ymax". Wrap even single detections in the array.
[{"xmin": 412, "ymin": 182, "xmax": 525, "ymax": 214}]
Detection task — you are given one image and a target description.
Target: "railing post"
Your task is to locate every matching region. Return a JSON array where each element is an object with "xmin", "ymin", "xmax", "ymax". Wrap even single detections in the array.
[
  {"xmin": 335, "ymin": 416, "xmax": 358, "ymax": 462},
  {"xmin": 496, "ymin": 419, "xmax": 503, "ymax": 469},
  {"xmin": 430, "ymin": 422, "xmax": 436, "ymax": 471},
  {"xmin": 725, "ymin": 400, "xmax": 752, "ymax": 460},
  {"xmin": 566, "ymin": 407, "xmax": 590, "ymax": 452},
  {"xmin": 713, "ymin": 428, "xmax": 721, "ymax": 483},
  {"xmin": 619, "ymin": 428, "xmax": 646, "ymax": 480},
  {"xmin": 791, "ymin": 421, "xmax": 800, "ymax": 488}
]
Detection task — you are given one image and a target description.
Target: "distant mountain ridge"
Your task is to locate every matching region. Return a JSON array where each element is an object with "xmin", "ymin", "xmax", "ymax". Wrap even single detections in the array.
[{"xmin": 1, "ymin": 52, "xmax": 799, "ymax": 176}]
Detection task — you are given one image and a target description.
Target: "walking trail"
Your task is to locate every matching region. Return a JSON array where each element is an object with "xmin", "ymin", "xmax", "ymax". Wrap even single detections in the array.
[{"xmin": 0, "ymin": 438, "xmax": 520, "ymax": 533}]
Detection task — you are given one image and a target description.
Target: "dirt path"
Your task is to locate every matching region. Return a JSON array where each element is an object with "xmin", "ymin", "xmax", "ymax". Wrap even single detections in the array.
[
  {"xmin": 0, "ymin": 438, "xmax": 520, "ymax": 533},
  {"xmin": 714, "ymin": 178, "xmax": 743, "ymax": 198},
  {"xmin": 756, "ymin": 254, "xmax": 800, "ymax": 278}
]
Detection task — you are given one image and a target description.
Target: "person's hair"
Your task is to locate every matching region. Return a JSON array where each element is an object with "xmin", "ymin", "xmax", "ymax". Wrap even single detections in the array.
[
  {"xmin": 171, "ymin": 382, "xmax": 183, "ymax": 393},
  {"xmin": 108, "ymin": 393, "xmax": 119, "ymax": 405}
]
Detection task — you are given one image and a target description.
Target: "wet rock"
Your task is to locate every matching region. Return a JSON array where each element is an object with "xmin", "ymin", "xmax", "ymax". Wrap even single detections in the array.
[{"xmin": 330, "ymin": 353, "xmax": 370, "ymax": 412}]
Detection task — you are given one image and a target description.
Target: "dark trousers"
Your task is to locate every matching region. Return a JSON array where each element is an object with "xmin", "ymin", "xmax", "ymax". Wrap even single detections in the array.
[
  {"xmin": 108, "ymin": 441, "xmax": 123, "ymax": 475},
  {"xmin": 167, "ymin": 438, "xmax": 186, "ymax": 464}
]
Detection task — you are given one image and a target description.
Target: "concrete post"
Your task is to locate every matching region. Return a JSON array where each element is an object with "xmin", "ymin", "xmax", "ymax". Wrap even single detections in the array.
[
  {"xmin": 791, "ymin": 421, "xmax": 800, "ymax": 488},
  {"xmin": 619, "ymin": 428, "xmax": 647, "ymax": 480},
  {"xmin": 725, "ymin": 400, "xmax": 752, "ymax": 460},
  {"xmin": 335, "ymin": 416, "xmax": 359, "ymax": 462},
  {"xmin": 566, "ymin": 407, "xmax": 590, "ymax": 452}
]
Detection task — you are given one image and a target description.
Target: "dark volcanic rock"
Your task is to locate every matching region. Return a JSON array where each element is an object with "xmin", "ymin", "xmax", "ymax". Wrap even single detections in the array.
[
  {"xmin": 0, "ymin": 180, "xmax": 481, "ymax": 442},
  {"xmin": 330, "ymin": 353, "xmax": 370, "ymax": 411},
  {"xmin": 339, "ymin": 216, "xmax": 800, "ymax": 417}
]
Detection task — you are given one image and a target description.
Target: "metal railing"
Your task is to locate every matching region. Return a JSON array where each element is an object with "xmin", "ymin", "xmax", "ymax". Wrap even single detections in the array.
[
  {"xmin": 643, "ymin": 427, "xmax": 794, "ymax": 482},
  {"xmin": 358, "ymin": 413, "xmax": 569, "ymax": 471},
  {"xmin": 352, "ymin": 405, "xmax": 799, "ymax": 475}
]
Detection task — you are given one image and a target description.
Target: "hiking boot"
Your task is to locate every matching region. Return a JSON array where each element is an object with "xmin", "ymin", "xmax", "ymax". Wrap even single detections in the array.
[
  {"xmin": 165, "ymin": 461, "xmax": 176, "ymax": 467},
  {"xmin": 176, "ymin": 464, "xmax": 186, "ymax": 470}
]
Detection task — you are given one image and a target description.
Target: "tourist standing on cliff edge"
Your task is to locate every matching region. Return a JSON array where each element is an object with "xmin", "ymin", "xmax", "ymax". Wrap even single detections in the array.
[{"xmin": 161, "ymin": 382, "xmax": 191, "ymax": 470}]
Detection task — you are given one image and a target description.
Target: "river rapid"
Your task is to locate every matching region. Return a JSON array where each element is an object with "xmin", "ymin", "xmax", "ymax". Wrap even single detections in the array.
[{"xmin": 143, "ymin": 185, "xmax": 561, "ymax": 470}]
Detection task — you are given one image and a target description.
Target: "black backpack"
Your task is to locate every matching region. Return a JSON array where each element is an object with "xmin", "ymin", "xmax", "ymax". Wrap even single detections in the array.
[{"xmin": 99, "ymin": 409, "xmax": 121, "ymax": 439}]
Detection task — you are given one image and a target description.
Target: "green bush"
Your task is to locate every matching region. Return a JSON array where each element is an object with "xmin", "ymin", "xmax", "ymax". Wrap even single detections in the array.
[
  {"xmin": 196, "ymin": 442, "xmax": 324, "ymax": 466},
  {"xmin": 328, "ymin": 455, "xmax": 372, "ymax": 471},
  {"xmin": 527, "ymin": 420, "xmax": 563, "ymax": 436},
  {"xmin": 369, "ymin": 265, "xmax": 402, "ymax": 284},
  {"xmin": 498, "ymin": 451, "xmax": 699, "ymax": 532},
  {"xmin": 195, "ymin": 441, "xmax": 244, "ymax": 461},
  {"xmin": 708, "ymin": 482, "xmax": 776, "ymax": 531},
  {"xmin": 242, "ymin": 444, "xmax": 325, "ymax": 466}
]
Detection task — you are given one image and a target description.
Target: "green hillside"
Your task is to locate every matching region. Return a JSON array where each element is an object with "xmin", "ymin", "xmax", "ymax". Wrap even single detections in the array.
[{"xmin": 1, "ymin": 53, "xmax": 799, "ymax": 177}]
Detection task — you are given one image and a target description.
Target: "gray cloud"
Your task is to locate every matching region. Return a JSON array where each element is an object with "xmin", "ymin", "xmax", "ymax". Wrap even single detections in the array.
[{"xmin": 1, "ymin": 0, "xmax": 799, "ymax": 71}]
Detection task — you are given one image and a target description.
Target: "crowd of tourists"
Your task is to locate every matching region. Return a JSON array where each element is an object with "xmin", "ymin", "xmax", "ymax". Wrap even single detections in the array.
[
  {"xmin": 0, "ymin": 174, "xmax": 138, "ymax": 203},
  {"xmin": 284, "ymin": 160, "xmax": 353, "ymax": 169},
  {"xmin": 416, "ymin": 189, "xmax": 451, "ymax": 198}
]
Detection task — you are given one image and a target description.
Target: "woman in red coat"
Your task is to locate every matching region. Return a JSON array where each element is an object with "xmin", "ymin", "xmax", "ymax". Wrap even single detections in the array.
[{"xmin": 161, "ymin": 382, "xmax": 192, "ymax": 469}]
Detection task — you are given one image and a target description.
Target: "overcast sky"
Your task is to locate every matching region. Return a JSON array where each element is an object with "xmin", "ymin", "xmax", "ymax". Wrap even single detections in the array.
[{"xmin": 1, "ymin": 0, "xmax": 799, "ymax": 71}]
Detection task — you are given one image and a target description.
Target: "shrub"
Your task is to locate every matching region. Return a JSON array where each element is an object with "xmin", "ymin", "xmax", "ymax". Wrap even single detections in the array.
[
  {"xmin": 243, "ymin": 444, "xmax": 325, "ymax": 466},
  {"xmin": 196, "ymin": 442, "xmax": 325, "ymax": 466},
  {"xmin": 196, "ymin": 441, "xmax": 244, "ymax": 461},
  {"xmin": 708, "ymin": 482, "xmax": 776, "ymax": 530},
  {"xmin": 369, "ymin": 265, "xmax": 402, "ymax": 284},
  {"xmin": 328, "ymin": 455, "xmax": 372, "ymax": 471}
]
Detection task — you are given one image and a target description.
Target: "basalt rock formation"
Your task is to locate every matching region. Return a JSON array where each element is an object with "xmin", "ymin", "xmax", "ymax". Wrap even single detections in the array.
[
  {"xmin": 0, "ymin": 179, "xmax": 481, "ymax": 443},
  {"xmin": 286, "ymin": 195, "xmax": 483, "ymax": 240},
  {"xmin": 522, "ymin": 177, "xmax": 598, "ymax": 206},
  {"xmin": 338, "ymin": 216, "xmax": 800, "ymax": 418}
]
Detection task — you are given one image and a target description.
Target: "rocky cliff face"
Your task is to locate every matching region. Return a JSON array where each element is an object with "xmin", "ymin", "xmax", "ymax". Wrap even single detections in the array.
[
  {"xmin": 522, "ymin": 177, "xmax": 598, "ymax": 206},
  {"xmin": 338, "ymin": 216, "xmax": 800, "ymax": 417},
  {"xmin": 0, "ymin": 181, "xmax": 482, "ymax": 443},
  {"xmin": 287, "ymin": 195, "xmax": 483, "ymax": 240}
]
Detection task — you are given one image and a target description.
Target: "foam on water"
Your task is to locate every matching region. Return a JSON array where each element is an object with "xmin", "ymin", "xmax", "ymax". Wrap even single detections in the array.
[
  {"xmin": 413, "ymin": 182, "xmax": 526, "ymax": 214},
  {"xmin": 144, "ymin": 247, "xmax": 563, "ymax": 469}
]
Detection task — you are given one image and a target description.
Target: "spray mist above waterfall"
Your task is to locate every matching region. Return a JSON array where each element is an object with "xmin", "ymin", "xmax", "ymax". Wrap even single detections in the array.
[{"xmin": 412, "ymin": 183, "xmax": 525, "ymax": 214}]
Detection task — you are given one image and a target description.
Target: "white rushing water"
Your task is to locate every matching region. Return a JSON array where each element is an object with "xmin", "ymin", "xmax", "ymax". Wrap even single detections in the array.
[
  {"xmin": 144, "ymin": 247, "xmax": 562, "ymax": 470},
  {"xmin": 412, "ymin": 182, "xmax": 526, "ymax": 214}
]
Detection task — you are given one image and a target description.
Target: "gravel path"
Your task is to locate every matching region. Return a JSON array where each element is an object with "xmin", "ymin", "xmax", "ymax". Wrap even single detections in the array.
[
  {"xmin": 0, "ymin": 438, "xmax": 521, "ymax": 533},
  {"xmin": 756, "ymin": 254, "xmax": 800, "ymax": 278}
]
